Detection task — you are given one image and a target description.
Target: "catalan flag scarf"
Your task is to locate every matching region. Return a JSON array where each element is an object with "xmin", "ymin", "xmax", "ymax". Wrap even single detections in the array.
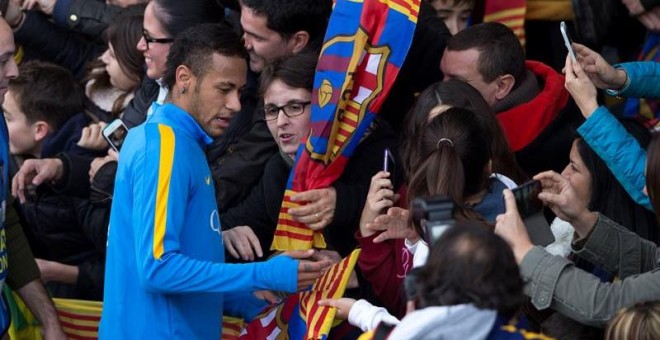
[{"xmin": 271, "ymin": 0, "xmax": 420, "ymax": 251}]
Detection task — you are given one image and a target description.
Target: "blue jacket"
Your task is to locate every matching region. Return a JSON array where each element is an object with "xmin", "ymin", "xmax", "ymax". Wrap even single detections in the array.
[
  {"xmin": 99, "ymin": 103, "xmax": 299, "ymax": 339},
  {"xmin": 0, "ymin": 113, "xmax": 10, "ymax": 333},
  {"xmin": 578, "ymin": 61, "xmax": 660, "ymax": 211}
]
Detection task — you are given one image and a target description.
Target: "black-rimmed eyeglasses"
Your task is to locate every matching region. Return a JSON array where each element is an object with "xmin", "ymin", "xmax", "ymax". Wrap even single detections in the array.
[
  {"xmin": 261, "ymin": 101, "xmax": 311, "ymax": 121},
  {"xmin": 142, "ymin": 30, "xmax": 174, "ymax": 49}
]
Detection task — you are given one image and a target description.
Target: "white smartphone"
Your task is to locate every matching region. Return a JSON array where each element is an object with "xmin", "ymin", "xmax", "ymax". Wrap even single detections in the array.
[
  {"xmin": 102, "ymin": 119, "xmax": 129, "ymax": 152},
  {"xmin": 560, "ymin": 21, "xmax": 577, "ymax": 63}
]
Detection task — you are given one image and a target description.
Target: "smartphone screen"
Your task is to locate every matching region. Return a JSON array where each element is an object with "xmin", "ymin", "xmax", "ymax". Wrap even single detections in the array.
[
  {"xmin": 510, "ymin": 180, "xmax": 555, "ymax": 246},
  {"xmin": 512, "ymin": 180, "xmax": 543, "ymax": 218},
  {"xmin": 560, "ymin": 21, "xmax": 577, "ymax": 62},
  {"xmin": 103, "ymin": 119, "xmax": 129, "ymax": 152}
]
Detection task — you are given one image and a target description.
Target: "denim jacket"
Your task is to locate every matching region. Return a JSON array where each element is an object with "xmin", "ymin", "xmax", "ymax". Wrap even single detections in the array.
[{"xmin": 520, "ymin": 214, "xmax": 660, "ymax": 327}]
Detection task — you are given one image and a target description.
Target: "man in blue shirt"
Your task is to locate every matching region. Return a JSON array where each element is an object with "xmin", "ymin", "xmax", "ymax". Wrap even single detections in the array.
[{"xmin": 99, "ymin": 23, "xmax": 330, "ymax": 339}]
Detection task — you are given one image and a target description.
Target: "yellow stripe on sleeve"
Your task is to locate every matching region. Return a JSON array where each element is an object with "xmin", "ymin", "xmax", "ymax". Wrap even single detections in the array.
[{"xmin": 153, "ymin": 124, "xmax": 175, "ymax": 259}]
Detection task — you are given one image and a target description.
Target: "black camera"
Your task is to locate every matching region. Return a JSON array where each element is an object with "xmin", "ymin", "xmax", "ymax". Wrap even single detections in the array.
[{"xmin": 411, "ymin": 195, "xmax": 455, "ymax": 246}]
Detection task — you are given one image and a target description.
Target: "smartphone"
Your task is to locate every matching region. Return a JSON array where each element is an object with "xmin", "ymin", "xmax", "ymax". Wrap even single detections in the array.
[
  {"xmin": 103, "ymin": 119, "xmax": 129, "ymax": 152},
  {"xmin": 560, "ymin": 21, "xmax": 577, "ymax": 63},
  {"xmin": 510, "ymin": 180, "xmax": 555, "ymax": 246},
  {"xmin": 383, "ymin": 148, "xmax": 396, "ymax": 173}
]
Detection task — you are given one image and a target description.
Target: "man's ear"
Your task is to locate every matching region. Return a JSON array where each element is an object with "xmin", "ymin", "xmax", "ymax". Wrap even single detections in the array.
[
  {"xmin": 288, "ymin": 31, "xmax": 310, "ymax": 54},
  {"xmin": 175, "ymin": 64, "xmax": 194, "ymax": 93},
  {"xmin": 33, "ymin": 121, "xmax": 50, "ymax": 142},
  {"xmin": 494, "ymin": 74, "xmax": 515, "ymax": 101}
]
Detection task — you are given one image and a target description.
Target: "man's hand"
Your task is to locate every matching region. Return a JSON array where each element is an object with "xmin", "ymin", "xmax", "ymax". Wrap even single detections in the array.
[
  {"xmin": 77, "ymin": 122, "xmax": 108, "ymax": 151},
  {"xmin": 281, "ymin": 249, "xmax": 332, "ymax": 291},
  {"xmin": 494, "ymin": 190, "xmax": 534, "ymax": 264},
  {"xmin": 12, "ymin": 158, "xmax": 64, "ymax": 203},
  {"xmin": 534, "ymin": 171, "xmax": 598, "ymax": 237},
  {"xmin": 564, "ymin": 55, "xmax": 599, "ymax": 118},
  {"xmin": 368, "ymin": 207, "xmax": 419, "ymax": 243},
  {"xmin": 253, "ymin": 290, "xmax": 280, "ymax": 304},
  {"xmin": 289, "ymin": 188, "xmax": 337, "ymax": 231},
  {"xmin": 317, "ymin": 297, "xmax": 356, "ymax": 320},
  {"xmin": 20, "ymin": 0, "xmax": 56, "ymax": 15},
  {"xmin": 222, "ymin": 226, "xmax": 263, "ymax": 261}
]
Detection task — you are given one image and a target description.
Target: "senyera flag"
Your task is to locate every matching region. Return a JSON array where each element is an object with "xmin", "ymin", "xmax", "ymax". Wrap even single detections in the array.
[
  {"xmin": 271, "ymin": 0, "xmax": 421, "ymax": 251},
  {"xmin": 231, "ymin": 250, "xmax": 362, "ymax": 340}
]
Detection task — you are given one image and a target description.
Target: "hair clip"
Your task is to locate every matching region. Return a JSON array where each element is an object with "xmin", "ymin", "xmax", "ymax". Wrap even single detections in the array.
[{"xmin": 436, "ymin": 138, "xmax": 454, "ymax": 149}]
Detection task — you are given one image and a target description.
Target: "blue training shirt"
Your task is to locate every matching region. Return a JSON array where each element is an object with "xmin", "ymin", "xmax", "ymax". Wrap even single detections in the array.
[{"xmin": 99, "ymin": 103, "xmax": 298, "ymax": 339}]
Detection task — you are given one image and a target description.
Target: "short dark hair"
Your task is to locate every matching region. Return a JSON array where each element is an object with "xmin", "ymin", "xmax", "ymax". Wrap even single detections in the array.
[
  {"xmin": 416, "ymin": 222, "xmax": 525, "ymax": 318},
  {"xmin": 152, "ymin": 0, "xmax": 226, "ymax": 38},
  {"xmin": 163, "ymin": 23, "xmax": 248, "ymax": 90},
  {"xmin": 259, "ymin": 51, "xmax": 318, "ymax": 95},
  {"xmin": 446, "ymin": 22, "xmax": 526, "ymax": 87},
  {"xmin": 9, "ymin": 61, "xmax": 84, "ymax": 130},
  {"xmin": 241, "ymin": 0, "xmax": 332, "ymax": 43}
]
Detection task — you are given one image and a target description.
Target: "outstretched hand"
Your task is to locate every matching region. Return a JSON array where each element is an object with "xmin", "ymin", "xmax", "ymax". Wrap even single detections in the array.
[
  {"xmin": 317, "ymin": 297, "xmax": 356, "ymax": 320},
  {"xmin": 367, "ymin": 207, "xmax": 419, "ymax": 243},
  {"xmin": 12, "ymin": 158, "xmax": 64, "ymax": 203},
  {"xmin": 282, "ymin": 249, "xmax": 333, "ymax": 291}
]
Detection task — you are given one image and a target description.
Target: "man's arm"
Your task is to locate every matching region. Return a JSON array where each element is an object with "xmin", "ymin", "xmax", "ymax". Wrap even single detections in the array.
[
  {"xmin": 5, "ymin": 203, "xmax": 65, "ymax": 339},
  {"xmin": 15, "ymin": 281, "xmax": 65, "ymax": 339}
]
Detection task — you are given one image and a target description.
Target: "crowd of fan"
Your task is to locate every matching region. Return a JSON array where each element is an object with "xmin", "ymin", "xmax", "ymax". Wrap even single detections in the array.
[{"xmin": 3, "ymin": 0, "xmax": 660, "ymax": 338}]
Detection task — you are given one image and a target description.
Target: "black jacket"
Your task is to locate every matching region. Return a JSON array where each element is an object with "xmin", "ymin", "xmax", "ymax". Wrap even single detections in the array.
[
  {"xmin": 17, "ymin": 11, "xmax": 104, "ymax": 79},
  {"xmin": 52, "ymin": 0, "xmax": 125, "ymax": 41}
]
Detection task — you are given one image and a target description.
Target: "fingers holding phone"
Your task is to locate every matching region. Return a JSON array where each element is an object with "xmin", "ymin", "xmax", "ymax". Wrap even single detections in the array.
[{"xmin": 103, "ymin": 119, "xmax": 129, "ymax": 152}]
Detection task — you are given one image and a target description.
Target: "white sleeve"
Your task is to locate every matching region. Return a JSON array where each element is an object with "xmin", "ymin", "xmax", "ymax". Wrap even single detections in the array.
[{"xmin": 348, "ymin": 299, "xmax": 400, "ymax": 332}]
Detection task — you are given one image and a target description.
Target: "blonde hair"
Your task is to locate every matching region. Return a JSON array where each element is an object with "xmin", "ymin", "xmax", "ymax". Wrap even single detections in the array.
[{"xmin": 605, "ymin": 302, "xmax": 660, "ymax": 340}]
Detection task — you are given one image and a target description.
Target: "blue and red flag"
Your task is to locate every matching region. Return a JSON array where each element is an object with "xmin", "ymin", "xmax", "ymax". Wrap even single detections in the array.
[{"xmin": 271, "ymin": 0, "xmax": 421, "ymax": 251}]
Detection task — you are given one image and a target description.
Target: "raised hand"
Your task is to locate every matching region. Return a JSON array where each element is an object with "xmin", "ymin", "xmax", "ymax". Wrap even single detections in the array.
[
  {"xmin": 572, "ymin": 43, "xmax": 628, "ymax": 90},
  {"xmin": 533, "ymin": 171, "xmax": 598, "ymax": 237},
  {"xmin": 359, "ymin": 171, "xmax": 396, "ymax": 237},
  {"xmin": 564, "ymin": 55, "xmax": 599, "ymax": 118}
]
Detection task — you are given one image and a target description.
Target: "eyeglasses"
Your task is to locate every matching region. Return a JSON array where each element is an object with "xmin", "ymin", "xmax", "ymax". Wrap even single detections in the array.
[
  {"xmin": 142, "ymin": 30, "xmax": 174, "ymax": 49},
  {"xmin": 261, "ymin": 101, "xmax": 311, "ymax": 121}
]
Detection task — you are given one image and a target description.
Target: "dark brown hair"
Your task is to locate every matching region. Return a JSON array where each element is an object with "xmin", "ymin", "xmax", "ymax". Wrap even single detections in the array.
[
  {"xmin": 402, "ymin": 80, "xmax": 526, "ymax": 184},
  {"xmin": 86, "ymin": 10, "xmax": 145, "ymax": 118},
  {"xmin": 407, "ymin": 107, "xmax": 490, "ymax": 230}
]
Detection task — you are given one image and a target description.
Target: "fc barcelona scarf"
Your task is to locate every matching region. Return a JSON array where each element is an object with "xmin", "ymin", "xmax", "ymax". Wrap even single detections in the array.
[{"xmin": 271, "ymin": 0, "xmax": 420, "ymax": 251}]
